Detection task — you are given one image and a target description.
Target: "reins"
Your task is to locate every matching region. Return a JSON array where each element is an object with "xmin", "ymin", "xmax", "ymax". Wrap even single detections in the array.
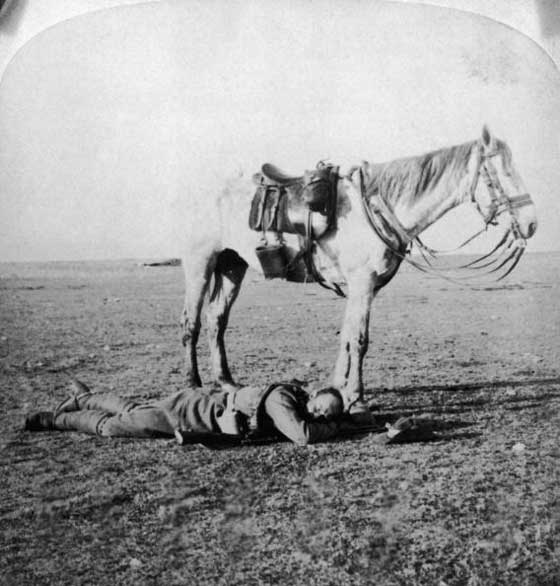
[{"xmin": 357, "ymin": 172, "xmax": 477, "ymax": 287}]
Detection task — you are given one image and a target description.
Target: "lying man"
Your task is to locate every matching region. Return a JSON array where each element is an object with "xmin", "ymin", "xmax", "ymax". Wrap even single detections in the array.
[{"xmin": 24, "ymin": 378, "xmax": 348, "ymax": 446}]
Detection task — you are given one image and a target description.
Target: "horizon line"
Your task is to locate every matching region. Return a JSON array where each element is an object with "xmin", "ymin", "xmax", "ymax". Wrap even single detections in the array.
[{"xmin": 1, "ymin": 249, "xmax": 560, "ymax": 265}]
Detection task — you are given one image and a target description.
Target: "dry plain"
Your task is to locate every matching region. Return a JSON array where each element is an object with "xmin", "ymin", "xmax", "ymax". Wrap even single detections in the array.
[{"xmin": 1, "ymin": 252, "xmax": 559, "ymax": 585}]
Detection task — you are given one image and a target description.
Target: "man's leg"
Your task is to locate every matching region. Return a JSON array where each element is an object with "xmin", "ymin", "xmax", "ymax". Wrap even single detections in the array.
[
  {"xmin": 57, "ymin": 391, "xmax": 144, "ymax": 415},
  {"xmin": 55, "ymin": 405, "xmax": 175, "ymax": 438},
  {"xmin": 25, "ymin": 410, "xmax": 111, "ymax": 435},
  {"xmin": 79, "ymin": 393, "xmax": 142, "ymax": 414},
  {"xmin": 55, "ymin": 377, "xmax": 92, "ymax": 414},
  {"xmin": 53, "ymin": 410, "xmax": 112, "ymax": 435},
  {"xmin": 100, "ymin": 405, "xmax": 175, "ymax": 438}
]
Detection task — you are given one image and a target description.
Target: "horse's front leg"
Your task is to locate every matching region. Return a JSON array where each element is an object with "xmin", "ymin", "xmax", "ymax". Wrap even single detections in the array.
[{"xmin": 332, "ymin": 271, "xmax": 376, "ymax": 412}]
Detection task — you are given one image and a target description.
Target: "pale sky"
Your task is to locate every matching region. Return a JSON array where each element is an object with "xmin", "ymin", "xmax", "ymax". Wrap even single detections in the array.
[{"xmin": 0, "ymin": 0, "xmax": 559, "ymax": 261}]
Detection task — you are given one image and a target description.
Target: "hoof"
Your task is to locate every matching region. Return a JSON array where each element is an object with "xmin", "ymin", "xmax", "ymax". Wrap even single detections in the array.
[
  {"xmin": 347, "ymin": 401, "xmax": 375, "ymax": 425},
  {"xmin": 219, "ymin": 382, "xmax": 242, "ymax": 393},
  {"xmin": 185, "ymin": 373, "xmax": 202, "ymax": 388}
]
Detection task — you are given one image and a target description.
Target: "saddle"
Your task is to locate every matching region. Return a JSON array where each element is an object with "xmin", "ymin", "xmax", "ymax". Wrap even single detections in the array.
[
  {"xmin": 261, "ymin": 163, "xmax": 302, "ymax": 185},
  {"xmin": 249, "ymin": 161, "xmax": 339, "ymax": 233},
  {"xmin": 248, "ymin": 161, "xmax": 343, "ymax": 295}
]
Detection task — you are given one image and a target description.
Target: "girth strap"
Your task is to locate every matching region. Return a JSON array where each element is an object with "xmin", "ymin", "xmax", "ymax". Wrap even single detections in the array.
[{"xmin": 303, "ymin": 210, "xmax": 345, "ymax": 297}]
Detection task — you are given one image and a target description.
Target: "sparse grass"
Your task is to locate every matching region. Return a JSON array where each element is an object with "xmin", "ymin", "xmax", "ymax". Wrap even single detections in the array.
[{"xmin": 1, "ymin": 256, "xmax": 560, "ymax": 585}]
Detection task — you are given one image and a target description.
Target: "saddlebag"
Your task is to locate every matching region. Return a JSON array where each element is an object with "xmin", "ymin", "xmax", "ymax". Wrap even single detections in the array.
[
  {"xmin": 255, "ymin": 244, "xmax": 287, "ymax": 279},
  {"xmin": 255, "ymin": 243, "xmax": 312, "ymax": 282}
]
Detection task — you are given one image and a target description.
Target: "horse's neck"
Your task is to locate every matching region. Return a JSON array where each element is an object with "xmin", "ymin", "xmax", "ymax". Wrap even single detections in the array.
[{"xmin": 391, "ymin": 142, "xmax": 477, "ymax": 239}]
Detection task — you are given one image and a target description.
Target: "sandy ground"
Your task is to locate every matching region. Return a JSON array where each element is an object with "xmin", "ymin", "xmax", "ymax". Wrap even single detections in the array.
[{"xmin": 1, "ymin": 252, "xmax": 559, "ymax": 585}]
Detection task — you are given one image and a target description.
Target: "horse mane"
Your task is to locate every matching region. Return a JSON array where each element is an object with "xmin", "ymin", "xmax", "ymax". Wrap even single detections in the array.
[{"xmin": 365, "ymin": 140, "xmax": 479, "ymax": 206}]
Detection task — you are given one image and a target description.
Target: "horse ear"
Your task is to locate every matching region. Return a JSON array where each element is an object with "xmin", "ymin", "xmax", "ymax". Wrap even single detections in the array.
[{"xmin": 481, "ymin": 125, "xmax": 493, "ymax": 147}]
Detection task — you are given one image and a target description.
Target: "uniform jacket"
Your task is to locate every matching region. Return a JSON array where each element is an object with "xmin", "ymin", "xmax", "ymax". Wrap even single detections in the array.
[{"xmin": 161, "ymin": 383, "xmax": 339, "ymax": 446}]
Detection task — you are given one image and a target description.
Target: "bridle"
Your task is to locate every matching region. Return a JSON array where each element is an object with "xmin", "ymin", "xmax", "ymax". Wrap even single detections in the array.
[
  {"xmin": 358, "ymin": 141, "xmax": 535, "ymax": 286},
  {"xmin": 469, "ymin": 143, "xmax": 533, "ymax": 239}
]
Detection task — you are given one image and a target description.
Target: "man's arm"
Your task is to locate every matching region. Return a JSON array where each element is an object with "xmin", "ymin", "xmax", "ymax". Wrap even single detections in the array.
[{"xmin": 263, "ymin": 387, "xmax": 339, "ymax": 446}]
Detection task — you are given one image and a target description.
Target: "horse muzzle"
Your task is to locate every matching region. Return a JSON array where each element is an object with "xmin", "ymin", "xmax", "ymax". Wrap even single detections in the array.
[
  {"xmin": 525, "ymin": 219, "xmax": 537, "ymax": 239},
  {"xmin": 501, "ymin": 194, "xmax": 537, "ymax": 240},
  {"xmin": 515, "ymin": 201, "xmax": 538, "ymax": 240}
]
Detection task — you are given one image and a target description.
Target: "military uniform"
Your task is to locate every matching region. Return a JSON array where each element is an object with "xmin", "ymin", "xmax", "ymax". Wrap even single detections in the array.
[{"xmin": 46, "ymin": 383, "xmax": 339, "ymax": 446}]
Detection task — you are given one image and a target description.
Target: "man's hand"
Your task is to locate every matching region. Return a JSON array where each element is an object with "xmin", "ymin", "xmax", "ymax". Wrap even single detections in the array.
[{"xmin": 216, "ymin": 409, "xmax": 245, "ymax": 436}]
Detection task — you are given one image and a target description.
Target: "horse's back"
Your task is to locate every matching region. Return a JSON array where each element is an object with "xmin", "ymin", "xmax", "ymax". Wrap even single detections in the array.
[{"xmin": 178, "ymin": 166, "xmax": 260, "ymax": 270}]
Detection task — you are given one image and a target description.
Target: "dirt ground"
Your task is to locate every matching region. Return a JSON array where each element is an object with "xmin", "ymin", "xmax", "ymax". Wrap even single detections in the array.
[{"xmin": 1, "ymin": 252, "xmax": 559, "ymax": 586}]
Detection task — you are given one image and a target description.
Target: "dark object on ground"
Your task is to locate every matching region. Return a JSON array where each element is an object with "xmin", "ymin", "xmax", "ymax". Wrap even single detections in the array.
[{"xmin": 142, "ymin": 259, "xmax": 181, "ymax": 267}]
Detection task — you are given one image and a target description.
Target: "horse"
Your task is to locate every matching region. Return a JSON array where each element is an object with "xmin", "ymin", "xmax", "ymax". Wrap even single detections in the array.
[{"xmin": 179, "ymin": 126, "xmax": 537, "ymax": 417}]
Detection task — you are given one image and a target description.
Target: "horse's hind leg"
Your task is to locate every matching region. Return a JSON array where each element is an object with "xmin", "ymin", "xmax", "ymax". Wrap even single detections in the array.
[
  {"xmin": 181, "ymin": 254, "xmax": 215, "ymax": 387},
  {"xmin": 206, "ymin": 249, "xmax": 248, "ymax": 390}
]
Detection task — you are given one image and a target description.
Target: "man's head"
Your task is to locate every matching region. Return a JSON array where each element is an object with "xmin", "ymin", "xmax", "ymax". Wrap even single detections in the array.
[{"xmin": 307, "ymin": 387, "xmax": 344, "ymax": 421}]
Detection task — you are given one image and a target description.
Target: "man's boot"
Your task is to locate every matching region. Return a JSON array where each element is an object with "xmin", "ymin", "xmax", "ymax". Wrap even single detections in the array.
[{"xmin": 24, "ymin": 411, "xmax": 55, "ymax": 432}]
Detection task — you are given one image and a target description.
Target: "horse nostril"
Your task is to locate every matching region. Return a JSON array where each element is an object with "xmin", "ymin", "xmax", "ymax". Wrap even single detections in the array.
[{"xmin": 527, "ymin": 221, "xmax": 537, "ymax": 238}]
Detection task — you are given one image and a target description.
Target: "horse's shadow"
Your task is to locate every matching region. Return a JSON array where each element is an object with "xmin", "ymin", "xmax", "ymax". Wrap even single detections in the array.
[
  {"xmin": 372, "ymin": 376, "xmax": 560, "ymax": 396},
  {"xmin": 367, "ymin": 376, "xmax": 560, "ymax": 416}
]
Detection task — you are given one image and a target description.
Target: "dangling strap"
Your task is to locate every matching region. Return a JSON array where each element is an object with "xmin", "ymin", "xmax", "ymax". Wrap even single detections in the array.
[
  {"xmin": 301, "ymin": 210, "xmax": 345, "ymax": 297},
  {"xmin": 327, "ymin": 165, "xmax": 340, "ymax": 231}
]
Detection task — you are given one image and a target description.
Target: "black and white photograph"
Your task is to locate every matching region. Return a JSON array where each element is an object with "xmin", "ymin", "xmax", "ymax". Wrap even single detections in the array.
[{"xmin": 1, "ymin": 1, "xmax": 559, "ymax": 584}]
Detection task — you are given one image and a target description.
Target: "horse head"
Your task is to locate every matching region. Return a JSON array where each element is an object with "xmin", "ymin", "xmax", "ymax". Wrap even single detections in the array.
[{"xmin": 470, "ymin": 125, "xmax": 537, "ymax": 241}]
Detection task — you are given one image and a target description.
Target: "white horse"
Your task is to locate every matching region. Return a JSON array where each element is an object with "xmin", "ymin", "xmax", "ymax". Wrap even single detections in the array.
[{"xmin": 179, "ymin": 126, "xmax": 537, "ymax": 415}]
